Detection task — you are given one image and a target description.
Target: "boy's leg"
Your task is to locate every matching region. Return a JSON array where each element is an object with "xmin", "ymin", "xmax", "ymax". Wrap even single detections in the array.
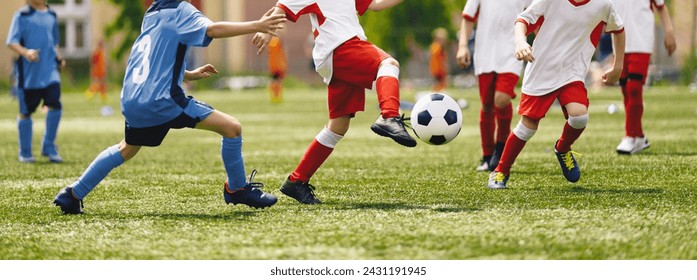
[
  {"xmin": 553, "ymin": 83, "xmax": 590, "ymax": 183},
  {"xmin": 490, "ymin": 73, "xmax": 519, "ymax": 171},
  {"xmin": 371, "ymin": 59, "xmax": 416, "ymax": 147},
  {"xmin": 17, "ymin": 87, "xmax": 38, "ymax": 162},
  {"xmin": 477, "ymin": 73, "xmax": 496, "ymax": 171},
  {"xmin": 196, "ymin": 109, "xmax": 277, "ymax": 208},
  {"xmin": 41, "ymin": 83, "xmax": 63, "ymax": 162}
]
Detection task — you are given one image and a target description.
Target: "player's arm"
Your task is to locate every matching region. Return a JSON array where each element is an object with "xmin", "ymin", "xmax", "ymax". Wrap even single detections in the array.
[
  {"xmin": 206, "ymin": 10, "xmax": 285, "ymax": 39},
  {"xmin": 602, "ymin": 31, "xmax": 625, "ymax": 85},
  {"xmin": 252, "ymin": 7, "xmax": 287, "ymax": 55},
  {"xmin": 184, "ymin": 64, "xmax": 219, "ymax": 81},
  {"xmin": 514, "ymin": 21, "xmax": 534, "ymax": 62},
  {"xmin": 368, "ymin": 0, "xmax": 403, "ymax": 12},
  {"xmin": 55, "ymin": 46, "xmax": 66, "ymax": 69},
  {"xmin": 656, "ymin": 6, "xmax": 676, "ymax": 56},
  {"xmin": 8, "ymin": 43, "xmax": 39, "ymax": 62},
  {"xmin": 456, "ymin": 18, "xmax": 474, "ymax": 69}
]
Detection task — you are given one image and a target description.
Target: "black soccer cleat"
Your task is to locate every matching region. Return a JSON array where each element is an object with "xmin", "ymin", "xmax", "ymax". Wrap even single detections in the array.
[
  {"xmin": 370, "ymin": 115, "xmax": 417, "ymax": 147},
  {"xmin": 280, "ymin": 177, "xmax": 322, "ymax": 204},
  {"xmin": 488, "ymin": 142, "xmax": 505, "ymax": 171},
  {"xmin": 53, "ymin": 186, "xmax": 84, "ymax": 214},
  {"xmin": 224, "ymin": 170, "xmax": 278, "ymax": 209}
]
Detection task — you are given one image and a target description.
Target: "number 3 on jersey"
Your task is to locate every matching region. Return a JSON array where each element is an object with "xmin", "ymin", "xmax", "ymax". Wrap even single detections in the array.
[{"xmin": 132, "ymin": 35, "xmax": 152, "ymax": 84}]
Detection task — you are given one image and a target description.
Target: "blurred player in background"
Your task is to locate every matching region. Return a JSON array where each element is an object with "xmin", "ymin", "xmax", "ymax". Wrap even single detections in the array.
[
  {"xmin": 488, "ymin": 0, "xmax": 626, "ymax": 189},
  {"xmin": 268, "ymin": 35, "xmax": 288, "ymax": 103},
  {"xmin": 253, "ymin": 0, "xmax": 412, "ymax": 205},
  {"xmin": 6, "ymin": 0, "xmax": 66, "ymax": 163},
  {"xmin": 85, "ymin": 39, "xmax": 113, "ymax": 115},
  {"xmin": 457, "ymin": 0, "xmax": 531, "ymax": 172},
  {"xmin": 613, "ymin": 0, "xmax": 676, "ymax": 155},
  {"xmin": 53, "ymin": 0, "xmax": 286, "ymax": 214},
  {"xmin": 429, "ymin": 27, "xmax": 448, "ymax": 92}
]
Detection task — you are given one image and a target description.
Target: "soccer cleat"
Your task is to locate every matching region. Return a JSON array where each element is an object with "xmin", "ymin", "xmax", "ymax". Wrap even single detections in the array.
[
  {"xmin": 487, "ymin": 171, "xmax": 509, "ymax": 189},
  {"xmin": 476, "ymin": 156, "xmax": 491, "ymax": 172},
  {"xmin": 554, "ymin": 144, "xmax": 581, "ymax": 183},
  {"xmin": 223, "ymin": 170, "xmax": 278, "ymax": 209},
  {"xmin": 280, "ymin": 177, "xmax": 322, "ymax": 204},
  {"xmin": 370, "ymin": 115, "xmax": 417, "ymax": 147},
  {"xmin": 42, "ymin": 152, "xmax": 63, "ymax": 163},
  {"xmin": 634, "ymin": 136, "xmax": 650, "ymax": 153},
  {"xmin": 616, "ymin": 137, "xmax": 636, "ymax": 155},
  {"xmin": 488, "ymin": 142, "xmax": 505, "ymax": 171},
  {"xmin": 53, "ymin": 186, "xmax": 84, "ymax": 214},
  {"xmin": 18, "ymin": 155, "xmax": 36, "ymax": 163}
]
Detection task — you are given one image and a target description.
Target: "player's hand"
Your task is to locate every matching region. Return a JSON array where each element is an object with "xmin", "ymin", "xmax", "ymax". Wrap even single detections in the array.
[
  {"xmin": 602, "ymin": 66, "xmax": 622, "ymax": 85},
  {"xmin": 185, "ymin": 64, "xmax": 219, "ymax": 81},
  {"xmin": 255, "ymin": 13, "xmax": 286, "ymax": 37},
  {"xmin": 515, "ymin": 42, "xmax": 534, "ymax": 62},
  {"xmin": 456, "ymin": 47, "xmax": 471, "ymax": 69},
  {"xmin": 664, "ymin": 31, "xmax": 676, "ymax": 56},
  {"xmin": 24, "ymin": 49, "xmax": 40, "ymax": 62},
  {"xmin": 58, "ymin": 58, "xmax": 66, "ymax": 70},
  {"xmin": 252, "ymin": 32, "xmax": 273, "ymax": 55}
]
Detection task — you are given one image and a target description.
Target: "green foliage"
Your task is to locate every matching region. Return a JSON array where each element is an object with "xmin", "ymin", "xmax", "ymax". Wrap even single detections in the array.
[
  {"xmin": 360, "ymin": 0, "xmax": 456, "ymax": 61},
  {"xmin": 1, "ymin": 86, "xmax": 697, "ymax": 259},
  {"xmin": 104, "ymin": 0, "xmax": 145, "ymax": 60},
  {"xmin": 680, "ymin": 52, "xmax": 697, "ymax": 85}
]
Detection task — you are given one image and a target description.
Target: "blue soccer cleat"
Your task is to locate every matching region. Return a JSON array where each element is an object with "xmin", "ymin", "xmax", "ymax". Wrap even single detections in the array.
[
  {"xmin": 554, "ymin": 145, "xmax": 581, "ymax": 183},
  {"xmin": 18, "ymin": 155, "xmax": 36, "ymax": 163},
  {"xmin": 487, "ymin": 171, "xmax": 509, "ymax": 189},
  {"xmin": 224, "ymin": 170, "xmax": 277, "ymax": 209},
  {"xmin": 53, "ymin": 186, "xmax": 83, "ymax": 214},
  {"xmin": 42, "ymin": 152, "xmax": 63, "ymax": 163}
]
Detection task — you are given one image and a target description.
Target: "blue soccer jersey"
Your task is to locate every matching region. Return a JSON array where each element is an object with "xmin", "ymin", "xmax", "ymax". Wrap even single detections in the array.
[
  {"xmin": 6, "ymin": 6, "xmax": 61, "ymax": 90},
  {"xmin": 121, "ymin": 1, "xmax": 213, "ymax": 128}
]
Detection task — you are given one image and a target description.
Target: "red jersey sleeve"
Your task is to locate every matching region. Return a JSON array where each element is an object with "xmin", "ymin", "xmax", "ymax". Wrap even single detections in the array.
[{"xmin": 356, "ymin": 0, "xmax": 372, "ymax": 16}]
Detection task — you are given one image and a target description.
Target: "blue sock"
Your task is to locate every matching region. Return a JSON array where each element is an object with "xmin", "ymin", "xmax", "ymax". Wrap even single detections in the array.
[
  {"xmin": 71, "ymin": 145, "xmax": 125, "ymax": 199},
  {"xmin": 17, "ymin": 117, "xmax": 33, "ymax": 157},
  {"xmin": 42, "ymin": 109, "xmax": 61, "ymax": 155},
  {"xmin": 222, "ymin": 137, "xmax": 246, "ymax": 191}
]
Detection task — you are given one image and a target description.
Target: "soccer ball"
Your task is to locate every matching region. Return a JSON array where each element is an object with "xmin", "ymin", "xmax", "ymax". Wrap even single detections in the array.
[{"xmin": 410, "ymin": 93, "xmax": 462, "ymax": 145}]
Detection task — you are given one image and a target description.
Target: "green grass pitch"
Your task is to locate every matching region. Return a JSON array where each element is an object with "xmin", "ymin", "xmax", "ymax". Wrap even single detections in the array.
[{"xmin": 0, "ymin": 85, "xmax": 695, "ymax": 259}]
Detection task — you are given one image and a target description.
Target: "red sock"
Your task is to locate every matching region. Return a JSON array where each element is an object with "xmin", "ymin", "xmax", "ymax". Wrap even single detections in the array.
[
  {"xmin": 376, "ymin": 76, "xmax": 400, "ymax": 118},
  {"xmin": 495, "ymin": 133, "xmax": 527, "ymax": 175},
  {"xmin": 555, "ymin": 122, "xmax": 585, "ymax": 152},
  {"xmin": 495, "ymin": 104, "xmax": 513, "ymax": 144},
  {"xmin": 624, "ymin": 79, "xmax": 644, "ymax": 137},
  {"xmin": 289, "ymin": 139, "xmax": 334, "ymax": 183},
  {"xmin": 480, "ymin": 109, "xmax": 495, "ymax": 156}
]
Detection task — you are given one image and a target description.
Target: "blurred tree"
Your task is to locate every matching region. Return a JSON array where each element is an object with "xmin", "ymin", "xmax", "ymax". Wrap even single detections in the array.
[
  {"xmin": 360, "ymin": 0, "xmax": 460, "ymax": 61},
  {"xmin": 104, "ymin": 0, "xmax": 145, "ymax": 60}
]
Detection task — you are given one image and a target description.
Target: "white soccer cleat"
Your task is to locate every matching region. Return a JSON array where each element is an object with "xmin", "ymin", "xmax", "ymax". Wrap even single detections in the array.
[
  {"xmin": 616, "ymin": 137, "xmax": 635, "ymax": 154},
  {"xmin": 633, "ymin": 136, "xmax": 650, "ymax": 154}
]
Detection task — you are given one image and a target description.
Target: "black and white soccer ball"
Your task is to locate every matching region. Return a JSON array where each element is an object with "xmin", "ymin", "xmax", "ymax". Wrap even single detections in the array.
[{"xmin": 410, "ymin": 93, "xmax": 462, "ymax": 145}]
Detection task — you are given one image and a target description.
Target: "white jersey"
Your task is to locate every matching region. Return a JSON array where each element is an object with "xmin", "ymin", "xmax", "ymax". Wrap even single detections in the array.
[
  {"xmin": 613, "ymin": 0, "xmax": 664, "ymax": 54},
  {"xmin": 518, "ymin": 0, "xmax": 624, "ymax": 96},
  {"xmin": 276, "ymin": 0, "xmax": 372, "ymax": 84},
  {"xmin": 463, "ymin": 0, "xmax": 532, "ymax": 76}
]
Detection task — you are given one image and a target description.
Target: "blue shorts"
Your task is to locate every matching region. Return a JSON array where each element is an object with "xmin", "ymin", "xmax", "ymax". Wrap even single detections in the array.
[
  {"xmin": 18, "ymin": 82, "xmax": 62, "ymax": 116},
  {"xmin": 124, "ymin": 97, "xmax": 214, "ymax": 147}
]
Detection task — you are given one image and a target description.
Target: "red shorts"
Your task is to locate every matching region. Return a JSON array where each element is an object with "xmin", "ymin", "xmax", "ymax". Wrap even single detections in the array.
[
  {"xmin": 478, "ymin": 72, "xmax": 519, "ymax": 106},
  {"xmin": 621, "ymin": 53, "xmax": 651, "ymax": 84},
  {"xmin": 518, "ymin": 81, "xmax": 589, "ymax": 120},
  {"xmin": 328, "ymin": 37, "xmax": 391, "ymax": 119}
]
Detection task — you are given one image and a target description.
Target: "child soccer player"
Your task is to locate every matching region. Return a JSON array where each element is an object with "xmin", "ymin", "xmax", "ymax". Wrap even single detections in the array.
[
  {"xmin": 613, "ymin": 0, "xmax": 676, "ymax": 155},
  {"xmin": 268, "ymin": 36, "xmax": 288, "ymax": 103},
  {"xmin": 430, "ymin": 27, "xmax": 448, "ymax": 92},
  {"xmin": 6, "ymin": 0, "xmax": 67, "ymax": 163},
  {"xmin": 488, "ymin": 0, "xmax": 626, "ymax": 189},
  {"xmin": 53, "ymin": 0, "xmax": 286, "ymax": 214},
  {"xmin": 252, "ymin": 0, "xmax": 413, "ymax": 204},
  {"xmin": 85, "ymin": 40, "xmax": 109, "ymax": 107},
  {"xmin": 457, "ymin": 0, "xmax": 531, "ymax": 172}
]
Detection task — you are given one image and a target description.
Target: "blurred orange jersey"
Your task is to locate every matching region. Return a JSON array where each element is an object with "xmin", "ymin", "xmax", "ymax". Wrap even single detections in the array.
[
  {"xmin": 429, "ymin": 42, "xmax": 447, "ymax": 77},
  {"xmin": 91, "ymin": 47, "xmax": 107, "ymax": 79},
  {"xmin": 268, "ymin": 37, "xmax": 288, "ymax": 75}
]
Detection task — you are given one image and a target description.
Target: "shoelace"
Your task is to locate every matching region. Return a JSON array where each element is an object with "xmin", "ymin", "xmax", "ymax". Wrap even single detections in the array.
[
  {"xmin": 301, "ymin": 182, "xmax": 318, "ymax": 199},
  {"xmin": 397, "ymin": 114, "xmax": 412, "ymax": 129},
  {"xmin": 493, "ymin": 172, "xmax": 506, "ymax": 182},
  {"xmin": 561, "ymin": 151, "xmax": 582, "ymax": 170},
  {"xmin": 246, "ymin": 169, "xmax": 264, "ymax": 189}
]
